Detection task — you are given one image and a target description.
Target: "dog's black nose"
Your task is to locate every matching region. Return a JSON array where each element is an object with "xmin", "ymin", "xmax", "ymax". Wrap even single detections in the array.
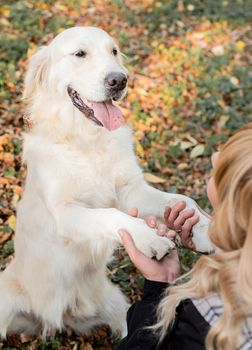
[{"xmin": 105, "ymin": 72, "xmax": 127, "ymax": 91}]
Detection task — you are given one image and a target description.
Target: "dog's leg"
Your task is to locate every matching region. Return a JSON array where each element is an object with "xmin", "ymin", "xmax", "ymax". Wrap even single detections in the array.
[
  {"xmin": 117, "ymin": 182, "xmax": 214, "ymax": 253},
  {"xmin": 99, "ymin": 282, "xmax": 128, "ymax": 338},
  {"xmin": 55, "ymin": 205, "xmax": 175, "ymax": 260},
  {"xmin": 7, "ymin": 313, "xmax": 41, "ymax": 336},
  {"xmin": 64, "ymin": 281, "xmax": 128, "ymax": 338},
  {"xmin": 0, "ymin": 272, "xmax": 31, "ymax": 338}
]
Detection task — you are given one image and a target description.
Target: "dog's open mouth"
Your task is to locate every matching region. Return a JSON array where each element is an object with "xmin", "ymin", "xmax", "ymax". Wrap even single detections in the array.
[{"xmin": 67, "ymin": 87, "xmax": 124, "ymax": 131}]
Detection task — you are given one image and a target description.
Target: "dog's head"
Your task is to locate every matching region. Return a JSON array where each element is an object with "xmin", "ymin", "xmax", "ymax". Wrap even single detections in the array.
[{"xmin": 24, "ymin": 27, "xmax": 128, "ymax": 131}]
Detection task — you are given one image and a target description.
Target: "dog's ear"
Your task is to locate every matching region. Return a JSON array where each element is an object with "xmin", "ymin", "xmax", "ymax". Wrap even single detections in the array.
[{"xmin": 23, "ymin": 46, "xmax": 49, "ymax": 99}]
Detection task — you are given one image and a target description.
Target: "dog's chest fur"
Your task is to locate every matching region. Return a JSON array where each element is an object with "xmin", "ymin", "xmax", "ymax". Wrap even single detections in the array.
[
  {"xmin": 67, "ymin": 146, "xmax": 119, "ymax": 208},
  {"xmin": 24, "ymin": 127, "xmax": 133, "ymax": 210}
]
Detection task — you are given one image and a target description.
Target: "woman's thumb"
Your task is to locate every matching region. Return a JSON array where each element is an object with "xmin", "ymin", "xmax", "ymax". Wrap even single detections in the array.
[{"xmin": 118, "ymin": 229, "xmax": 139, "ymax": 262}]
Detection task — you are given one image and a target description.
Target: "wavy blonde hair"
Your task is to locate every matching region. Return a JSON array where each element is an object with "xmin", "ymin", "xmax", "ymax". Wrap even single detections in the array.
[{"xmin": 154, "ymin": 124, "xmax": 252, "ymax": 349}]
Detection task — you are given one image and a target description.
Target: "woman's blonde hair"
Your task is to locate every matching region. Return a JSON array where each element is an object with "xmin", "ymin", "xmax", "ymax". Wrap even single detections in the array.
[{"xmin": 154, "ymin": 124, "xmax": 252, "ymax": 349}]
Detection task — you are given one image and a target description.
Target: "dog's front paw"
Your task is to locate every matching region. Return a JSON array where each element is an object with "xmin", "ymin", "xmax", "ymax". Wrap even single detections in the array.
[
  {"xmin": 171, "ymin": 195, "xmax": 215, "ymax": 253},
  {"xmin": 191, "ymin": 215, "xmax": 214, "ymax": 253},
  {"xmin": 148, "ymin": 235, "xmax": 175, "ymax": 260},
  {"xmin": 133, "ymin": 227, "xmax": 175, "ymax": 260}
]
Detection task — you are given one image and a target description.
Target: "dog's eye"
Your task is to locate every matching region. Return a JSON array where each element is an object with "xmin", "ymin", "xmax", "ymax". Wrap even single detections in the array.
[
  {"xmin": 74, "ymin": 50, "xmax": 87, "ymax": 58},
  {"xmin": 112, "ymin": 48, "xmax": 118, "ymax": 56}
]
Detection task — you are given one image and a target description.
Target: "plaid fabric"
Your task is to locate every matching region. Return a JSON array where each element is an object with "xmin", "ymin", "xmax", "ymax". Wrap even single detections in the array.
[{"xmin": 192, "ymin": 295, "xmax": 252, "ymax": 350}]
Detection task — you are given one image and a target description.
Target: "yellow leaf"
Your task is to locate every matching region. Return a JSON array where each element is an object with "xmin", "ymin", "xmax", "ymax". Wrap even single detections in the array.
[
  {"xmin": 169, "ymin": 141, "xmax": 193, "ymax": 150},
  {"xmin": 158, "ymin": 43, "xmax": 165, "ymax": 50},
  {"xmin": 57, "ymin": 27, "xmax": 66, "ymax": 34},
  {"xmin": 177, "ymin": 163, "xmax": 188, "ymax": 170},
  {"xmin": 11, "ymin": 194, "xmax": 20, "ymax": 208},
  {"xmin": 37, "ymin": 2, "xmax": 49, "ymax": 9},
  {"xmin": 144, "ymin": 173, "xmax": 166, "ymax": 184},
  {"xmin": 212, "ymin": 45, "xmax": 224, "ymax": 56},
  {"xmin": 27, "ymin": 43, "xmax": 37, "ymax": 58},
  {"xmin": 0, "ymin": 18, "xmax": 10, "ymax": 27},
  {"xmin": 180, "ymin": 141, "xmax": 194, "ymax": 150},
  {"xmin": 135, "ymin": 140, "xmax": 144, "ymax": 158},
  {"xmin": 177, "ymin": 0, "xmax": 185, "ymax": 12},
  {"xmin": 135, "ymin": 87, "xmax": 148, "ymax": 96},
  {"xmin": 219, "ymin": 115, "xmax": 229, "ymax": 127},
  {"xmin": 7, "ymin": 215, "xmax": 16, "ymax": 231},
  {"xmin": 12, "ymin": 185, "xmax": 23, "ymax": 195},
  {"xmin": 187, "ymin": 4, "xmax": 195, "ymax": 11},
  {"xmin": 55, "ymin": 4, "xmax": 68, "ymax": 11},
  {"xmin": 186, "ymin": 135, "xmax": 198, "ymax": 145},
  {"xmin": 190, "ymin": 144, "xmax": 205, "ymax": 159},
  {"xmin": 0, "ymin": 232, "xmax": 11, "ymax": 245},
  {"xmin": 230, "ymin": 76, "xmax": 239, "ymax": 86},
  {"xmin": 235, "ymin": 40, "xmax": 245, "ymax": 52},
  {"xmin": 0, "ymin": 7, "xmax": 10, "ymax": 16}
]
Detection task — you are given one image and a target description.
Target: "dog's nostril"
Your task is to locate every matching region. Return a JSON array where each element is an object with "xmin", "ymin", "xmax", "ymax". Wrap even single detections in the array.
[
  {"xmin": 105, "ymin": 73, "xmax": 127, "ymax": 91},
  {"xmin": 121, "ymin": 78, "xmax": 127, "ymax": 88},
  {"xmin": 108, "ymin": 79, "xmax": 118, "ymax": 87}
]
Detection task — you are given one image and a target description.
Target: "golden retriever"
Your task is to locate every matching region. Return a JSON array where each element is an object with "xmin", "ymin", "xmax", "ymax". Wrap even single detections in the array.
[{"xmin": 0, "ymin": 27, "xmax": 212, "ymax": 338}]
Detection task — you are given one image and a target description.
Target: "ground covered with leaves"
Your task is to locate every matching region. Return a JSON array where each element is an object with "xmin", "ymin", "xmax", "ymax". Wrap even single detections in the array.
[{"xmin": 0, "ymin": 0, "xmax": 252, "ymax": 349}]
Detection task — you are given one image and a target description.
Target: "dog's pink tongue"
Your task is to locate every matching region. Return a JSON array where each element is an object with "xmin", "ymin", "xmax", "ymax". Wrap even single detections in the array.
[{"xmin": 87, "ymin": 100, "xmax": 124, "ymax": 131}]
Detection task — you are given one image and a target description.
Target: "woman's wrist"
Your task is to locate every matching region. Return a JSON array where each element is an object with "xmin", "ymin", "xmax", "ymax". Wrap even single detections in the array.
[{"xmin": 144, "ymin": 268, "xmax": 181, "ymax": 283}]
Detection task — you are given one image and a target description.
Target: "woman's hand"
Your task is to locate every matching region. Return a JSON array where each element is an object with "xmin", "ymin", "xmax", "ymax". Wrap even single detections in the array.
[
  {"xmin": 164, "ymin": 202, "xmax": 199, "ymax": 250},
  {"xmin": 119, "ymin": 208, "xmax": 181, "ymax": 283},
  {"xmin": 119, "ymin": 229, "xmax": 181, "ymax": 283}
]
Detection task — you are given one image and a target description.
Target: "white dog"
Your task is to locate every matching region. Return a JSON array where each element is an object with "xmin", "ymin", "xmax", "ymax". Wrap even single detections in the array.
[{"xmin": 0, "ymin": 27, "xmax": 212, "ymax": 338}]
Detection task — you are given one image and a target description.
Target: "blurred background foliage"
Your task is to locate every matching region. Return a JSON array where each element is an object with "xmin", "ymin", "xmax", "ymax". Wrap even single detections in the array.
[{"xmin": 0, "ymin": 0, "xmax": 252, "ymax": 348}]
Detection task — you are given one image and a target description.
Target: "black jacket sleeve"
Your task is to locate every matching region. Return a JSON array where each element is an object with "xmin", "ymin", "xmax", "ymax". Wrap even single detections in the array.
[
  {"xmin": 166, "ymin": 299, "xmax": 210, "ymax": 350},
  {"xmin": 116, "ymin": 279, "xmax": 168, "ymax": 350},
  {"xmin": 116, "ymin": 279, "xmax": 210, "ymax": 350}
]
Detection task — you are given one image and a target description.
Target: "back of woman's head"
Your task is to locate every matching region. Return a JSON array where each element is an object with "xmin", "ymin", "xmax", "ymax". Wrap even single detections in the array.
[
  {"xmin": 210, "ymin": 124, "xmax": 252, "ymax": 305},
  {"xmin": 155, "ymin": 124, "xmax": 252, "ymax": 350},
  {"xmin": 212, "ymin": 123, "xmax": 252, "ymax": 254}
]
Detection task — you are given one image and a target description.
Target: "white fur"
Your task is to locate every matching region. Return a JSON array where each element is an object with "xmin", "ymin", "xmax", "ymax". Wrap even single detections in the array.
[{"xmin": 0, "ymin": 27, "xmax": 213, "ymax": 338}]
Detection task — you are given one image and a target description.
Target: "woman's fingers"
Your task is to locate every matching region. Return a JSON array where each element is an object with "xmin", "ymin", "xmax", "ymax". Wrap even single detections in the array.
[
  {"xmin": 180, "ymin": 215, "xmax": 199, "ymax": 249},
  {"xmin": 167, "ymin": 248, "xmax": 180, "ymax": 262},
  {"xmin": 145, "ymin": 215, "xmax": 157, "ymax": 228},
  {"xmin": 128, "ymin": 204, "xmax": 199, "ymax": 251},
  {"xmin": 156, "ymin": 223, "xmax": 167, "ymax": 236},
  {"xmin": 118, "ymin": 229, "xmax": 158, "ymax": 278},
  {"xmin": 173, "ymin": 208, "xmax": 195, "ymax": 230},
  {"xmin": 129, "ymin": 207, "xmax": 138, "ymax": 217},
  {"xmin": 164, "ymin": 206, "xmax": 171, "ymax": 222},
  {"xmin": 181, "ymin": 215, "xmax": 199, "ymax": 235},
  {"xmin": 165, "ymin": 201, "xmax": 186, "ymax": 228},
  {"xmin": 166, "ymin": 229, "xmax": 177, "ymax": 240},
  {"xmin": 118, "ymin": 229, "xmax": 143, "ymax": 264},
  {"xmin": 163, "ymin": 201, "xmax": 201, "ymax": 250}
]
